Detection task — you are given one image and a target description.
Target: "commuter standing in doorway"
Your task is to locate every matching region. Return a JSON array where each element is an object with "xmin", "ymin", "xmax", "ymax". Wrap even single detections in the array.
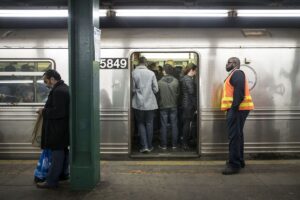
[
  {"xmin": 158, "ymin": 64, "xmax": 180, "ymax": 150},
  {"xmin": 132, "ymin": 57, "xmax": 159, "ymax": 153},
  {"xmin": 36, "ymin": 69, "xmax": 70, "ymax": 188},
  {"xmin": 221, "ymin": 57, "xmax": 254, "ymax": 175},
  {"xmin": 181, "ymin": 63, "xmax": 197, "ymax": 150}
]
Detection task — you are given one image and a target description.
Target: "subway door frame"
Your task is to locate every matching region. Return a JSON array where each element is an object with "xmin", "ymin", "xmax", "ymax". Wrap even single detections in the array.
[{"xmin": 128, "ymin": 51, "xmax": 201, "ymax": 157}]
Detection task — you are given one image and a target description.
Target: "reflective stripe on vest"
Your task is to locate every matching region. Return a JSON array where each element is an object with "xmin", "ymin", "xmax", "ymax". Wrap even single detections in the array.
[{"xmin": 220, "ymin": 69, "xmax": 254, "ymax": 111}]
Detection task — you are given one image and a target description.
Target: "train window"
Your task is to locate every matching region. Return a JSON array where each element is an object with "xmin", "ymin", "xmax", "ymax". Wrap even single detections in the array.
[{"xmin": 0, "ymin": 59, "xmax": 55, "ymax": 104}]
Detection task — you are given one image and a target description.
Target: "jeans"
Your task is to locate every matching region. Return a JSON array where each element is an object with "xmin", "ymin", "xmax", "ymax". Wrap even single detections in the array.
[
  {"xmin": 226, "ymin": 109, "xmax": 249, "ymax": 169},
  {"xmin": 46, "ymin": 148, "xmax": 69, "ymax": 186},
  {"xmin": 134, "ymin": 109, "xmax": 155, "ymax": 150},
  {"xmin": 160, "ymin": 108, "xmax": 178, "ymax": 147}
]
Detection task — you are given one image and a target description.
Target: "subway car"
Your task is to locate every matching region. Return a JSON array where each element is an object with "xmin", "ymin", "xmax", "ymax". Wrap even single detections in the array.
[{"xmin": 0, "ymin": 28, "xmax": 299, "ymax": 159}]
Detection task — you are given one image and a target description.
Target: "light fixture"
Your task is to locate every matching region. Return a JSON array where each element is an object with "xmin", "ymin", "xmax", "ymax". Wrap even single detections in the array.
[
  {"xmin": 1, "ymin": 9, "xmax": 300, "ymax": 18},
  {"xmin": 114, "ymin": 9, "xmax": 229, "ymax": 17},
  {"xmin": 0, "ymin": 10, "xmax": 68, "ymax": 18},
  {"xmin": 0, "ymin": 9, "xmax": 107, "ymax": 18},
  {"xmin": 99, "ymin": 10, "xmax": 107, "ymax": 17},
  {"xmin": 238, "ymin": 10, "xmax": 300, "ymax": 17}
]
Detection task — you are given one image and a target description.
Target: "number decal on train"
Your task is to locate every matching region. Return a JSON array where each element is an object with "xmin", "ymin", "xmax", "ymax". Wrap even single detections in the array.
[{"xmin": 100, "ymin": 58, "xmax": 128, "ymax": 69}]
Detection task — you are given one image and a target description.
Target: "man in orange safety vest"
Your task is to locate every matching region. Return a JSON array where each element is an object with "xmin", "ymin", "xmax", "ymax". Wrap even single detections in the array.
[{"xmin": 221, "ymin": 57, "xmax": 254, "ymax": 175}]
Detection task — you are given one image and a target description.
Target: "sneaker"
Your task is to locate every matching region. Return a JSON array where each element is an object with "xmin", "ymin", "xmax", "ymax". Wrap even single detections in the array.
[
  {"xmin": 34, "ymin": 177, "xmax": 45, "ymax": 183},
  {"xmin": 147, "ymin": 147, "xmax": 154, "ymax": 152},
  {"xmin": 159, "ymin": 145, "xmax": 167, "ymax": 150},
  {"xmin": 139, "ymin": 148, "xmax": 148, "ymax": 153},
  {"xmin": 36, "ymin": 181, "xmax": 58, "ymax": 189}
]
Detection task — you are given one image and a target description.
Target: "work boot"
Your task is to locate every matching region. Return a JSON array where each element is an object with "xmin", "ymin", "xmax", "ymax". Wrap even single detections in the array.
[{"xmin": 222, "ymin": 166, "xmax": 240, "ymax": 175}]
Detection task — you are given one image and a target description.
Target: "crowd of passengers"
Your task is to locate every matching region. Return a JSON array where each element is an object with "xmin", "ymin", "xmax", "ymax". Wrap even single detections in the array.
[{"xmin": 132, "ymin": 56, "xmax": 197, "ymax": 153}]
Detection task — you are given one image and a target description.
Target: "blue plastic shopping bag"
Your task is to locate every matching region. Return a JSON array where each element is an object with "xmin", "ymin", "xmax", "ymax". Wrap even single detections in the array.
[{"xmin": 34, "ymin": 149, "xmax": 52, "ymax": 182}]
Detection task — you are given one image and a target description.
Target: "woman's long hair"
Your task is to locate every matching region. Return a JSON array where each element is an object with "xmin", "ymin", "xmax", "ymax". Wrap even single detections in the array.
[{"xmin": 183, "ymin": 63, "xmax": 197, "ymax": 75}]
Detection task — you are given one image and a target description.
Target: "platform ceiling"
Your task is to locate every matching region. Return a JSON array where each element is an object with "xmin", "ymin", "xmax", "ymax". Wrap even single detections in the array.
[{"xmin": 1, "ymin": 0, "xmax": 300, "ymax": 28}]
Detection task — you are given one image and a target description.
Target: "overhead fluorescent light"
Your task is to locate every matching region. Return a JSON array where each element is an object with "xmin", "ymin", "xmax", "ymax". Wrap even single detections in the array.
[
  {"xmin": 114, "ymin": 9, "xmax": 229, "ymax": 17},
  {"xmin": 1, "ymin": 9, "xmax": 300, "ymax": 18},
  {"xmin": 238, "ymin": 10, "xmax": 300, "ymax": 17},
  {"xmin": 0, "ymin": 10, "xmax": 68, "ymax": 18},
  {"xmin": 0, "ymin": 9, "xmax": 107, "ymax": 18},
  {"xmin": 99, "ymin": 10, "xmax": 106, "ymax": 17}
]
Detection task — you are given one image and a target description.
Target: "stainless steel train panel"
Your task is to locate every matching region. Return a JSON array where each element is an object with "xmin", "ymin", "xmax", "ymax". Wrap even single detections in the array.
[
  {"xmin": 99, "ymin": 49, "xmax": 130, "ymax": 154},
  {"xmin": 0, "ymin": 29, "xmax": 67, "ymax": 48},
  {"xmin": 100, "ymin": 110, "xmax": 129, "ymax": 154},
  {"xmin": 0, "ymin": 107, "xmax": 41, "ymax": 158},
  {"xmin": 199, "ymin": 46, "xmax": 300, "ymax": 154},
  {"xmin": 0, "ymin": 28, "xmax": 300, "ymax": 158}
]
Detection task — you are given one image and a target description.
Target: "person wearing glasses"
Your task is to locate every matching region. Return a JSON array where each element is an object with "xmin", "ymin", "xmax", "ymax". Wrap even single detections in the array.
[
  {"xmin": 36, "ymin": 69, "xmax": 70, "ymax": 188},
  {"xmin": 221, "ymin": 57, "xmax": 254, "ymax": 175}
]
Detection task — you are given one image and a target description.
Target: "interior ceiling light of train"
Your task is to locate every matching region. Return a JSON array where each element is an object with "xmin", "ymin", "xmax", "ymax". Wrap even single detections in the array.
[{"xmin": 1, "ymin": 9, "xmax": 300, "ymax": 18}]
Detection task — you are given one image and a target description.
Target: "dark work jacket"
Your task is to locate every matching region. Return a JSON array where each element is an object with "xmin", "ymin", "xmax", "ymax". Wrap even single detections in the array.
[
  {"xmin": 181, "ymin": 75, "xmax": 197, "ymax": 109},
  {"xmin": 229, "ymin": 70, "xmax": 245, "ymax": 112},
  {"xmin": 41, "ymin": 80, "xmax": 70, "ymax": 150}
]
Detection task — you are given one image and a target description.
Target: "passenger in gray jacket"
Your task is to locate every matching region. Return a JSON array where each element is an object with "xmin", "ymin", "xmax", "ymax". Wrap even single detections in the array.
[
  {"xmin": 158, "ymin": 64, "xmax": 179, "ymax": 149},
  {"xmin": 132, "ymin": 57, "xmax": 159, "ymax": 153}
]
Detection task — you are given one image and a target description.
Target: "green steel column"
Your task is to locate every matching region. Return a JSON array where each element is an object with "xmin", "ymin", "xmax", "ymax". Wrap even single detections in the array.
[{"xmin": 68, "ymin": 0, "xmax": 100, "ymax": 190}]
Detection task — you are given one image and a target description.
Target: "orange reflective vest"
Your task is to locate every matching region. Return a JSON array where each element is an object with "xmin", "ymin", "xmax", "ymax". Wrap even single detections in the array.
[{"xmin": 221, "ymin": 69, "xmax": 254, "ymax": 111}]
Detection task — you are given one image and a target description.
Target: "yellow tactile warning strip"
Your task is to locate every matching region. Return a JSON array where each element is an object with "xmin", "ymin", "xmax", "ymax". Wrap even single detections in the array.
[
  {"xmin": 0, "ymin": 160, "xmax": 38, "ymax": 164},
  {"xmin": 0, "ymin": 159, "xmax": 299, "ymax": 165},
  {"xmin": 104, "ymin": 160, "xmax": 300, "ymax": 166}
]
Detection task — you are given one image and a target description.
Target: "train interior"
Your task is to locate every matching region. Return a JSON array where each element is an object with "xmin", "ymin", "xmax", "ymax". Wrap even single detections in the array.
[{"xmin": 130, "ymin": 52, "xmax": 199, "ymax": 157}]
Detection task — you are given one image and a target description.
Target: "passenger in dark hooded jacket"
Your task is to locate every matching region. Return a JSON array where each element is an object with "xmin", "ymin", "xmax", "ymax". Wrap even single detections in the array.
[
  {"xmin": 158, "ymin": 65, "xmax": 179, "ymax": 109},
  {"xmin": 158, "ymin": 64, "xmax": 179, "ymax": 149}
]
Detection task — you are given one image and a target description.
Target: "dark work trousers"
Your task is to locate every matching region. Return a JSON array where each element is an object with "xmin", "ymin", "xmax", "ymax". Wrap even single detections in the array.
[
  {"xmin": 226, "ymin": 109, "xmax": 250, "ymax": 169},
  {"xmin": 46, "ymin": 148, "xmax": 69, "ymax": 186}
]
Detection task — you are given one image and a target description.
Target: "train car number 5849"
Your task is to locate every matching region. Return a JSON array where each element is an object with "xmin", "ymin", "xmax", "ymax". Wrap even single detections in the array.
[{"xmin": 100, "ymin": 58, "xmax": 128, "ymax": 69}]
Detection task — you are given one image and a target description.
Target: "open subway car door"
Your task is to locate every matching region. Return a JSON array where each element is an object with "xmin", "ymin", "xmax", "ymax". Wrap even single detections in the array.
[{"xmin": 130, "ymin": 52, "xmax": 200, "ymax": 158}]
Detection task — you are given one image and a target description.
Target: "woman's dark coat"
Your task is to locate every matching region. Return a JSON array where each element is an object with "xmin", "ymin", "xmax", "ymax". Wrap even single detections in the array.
[
  {"xmin": 41, "ymin": 80, "xmax": 70, "ymax": 150},
  {"xmin": 181, "ymin": 75, "xmax": 197, "ymax": 109}
]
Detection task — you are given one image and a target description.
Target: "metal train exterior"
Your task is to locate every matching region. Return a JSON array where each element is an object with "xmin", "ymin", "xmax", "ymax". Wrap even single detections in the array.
[{"xmin": 0, "ymin": 28, "xmax": 300, "ymax": 158}]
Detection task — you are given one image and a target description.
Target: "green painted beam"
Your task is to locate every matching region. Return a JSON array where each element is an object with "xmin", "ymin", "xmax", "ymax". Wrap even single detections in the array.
[{"xmin": 68, "ymin": 0, "xmax": 100, "ymax": 190}]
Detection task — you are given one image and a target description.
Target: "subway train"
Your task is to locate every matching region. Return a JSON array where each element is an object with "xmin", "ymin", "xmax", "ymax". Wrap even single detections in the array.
[{"xmin": 0, "ymin": 28, "xmax": 300, "ymax": 159}]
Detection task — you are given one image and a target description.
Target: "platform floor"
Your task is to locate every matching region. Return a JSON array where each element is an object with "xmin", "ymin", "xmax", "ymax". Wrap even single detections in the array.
[{"xmin": 0, "ymin": 159, "xmax": 299, "ymax": 200}]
